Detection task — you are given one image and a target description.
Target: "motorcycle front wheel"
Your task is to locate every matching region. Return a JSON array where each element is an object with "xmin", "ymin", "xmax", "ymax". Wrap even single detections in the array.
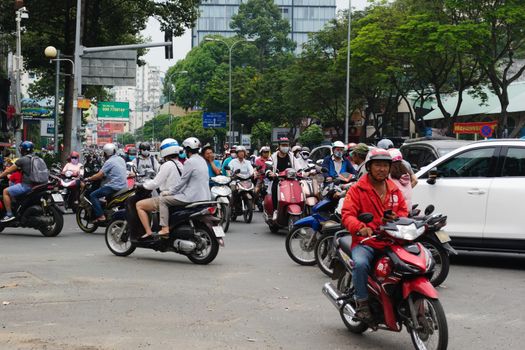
[
  {"xmin": 242, "ymin": 197, "xmax": 253, "ymax": 224},
  {"xmin": 39, "ymin": 205, "xmax": 64, "ymax": 237},
  {"xmin": 217, "ymin": 202, "xmax": 231, "ymax": 232},
  {"xmin": 105, "ymin": 219, "xmax": 135, "ymax": 257},
  {"xmin": 285, "ymin": 227, "xmax": 317, "ymax": 266},
  {"xmin": 76, "ymin": 206, "xmax": 98, "ymax": 233},
  {"xmin": 337, "ymin": 271, "xmax": 368, "ymax": 334},
  {"xmin": 409, "ymin": 295, "xmax": 448, "ymax": 350},
  {"xmin": 187, "ymin": 224, "xmax": 220, "ymax": 265},
  {"xmin": 315, "ymin": 232, "xmax": 335, "ymax": 277}
]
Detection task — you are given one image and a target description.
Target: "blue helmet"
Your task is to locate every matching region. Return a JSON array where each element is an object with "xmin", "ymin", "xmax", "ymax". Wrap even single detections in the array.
[{"xmin": 19, "ymin": 141, "xmax": 34, "ymax": 154}]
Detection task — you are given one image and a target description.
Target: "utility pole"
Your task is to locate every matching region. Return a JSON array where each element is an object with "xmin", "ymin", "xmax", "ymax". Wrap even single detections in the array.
[
  {"xmin": 14, "ymin": 7, "xmax": 28, "ymax": 156},
  {"xmin": 53, "ymin": 50, "xmax": 60, "ymax": 154},
  {"xmin": 344, "ymin": 1, "xmax": 352, "ymax": 144}
]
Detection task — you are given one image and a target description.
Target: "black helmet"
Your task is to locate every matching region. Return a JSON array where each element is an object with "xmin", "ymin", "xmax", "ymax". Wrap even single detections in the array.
[{"xmin": 139, "ymin": 142, "xmax": 151, "ymax": 151}]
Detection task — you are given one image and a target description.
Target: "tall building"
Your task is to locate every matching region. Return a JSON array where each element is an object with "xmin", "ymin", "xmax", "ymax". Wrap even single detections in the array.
[{"xmin": 192, "ymin": 0, "xmax": 336, "ymax": 52}]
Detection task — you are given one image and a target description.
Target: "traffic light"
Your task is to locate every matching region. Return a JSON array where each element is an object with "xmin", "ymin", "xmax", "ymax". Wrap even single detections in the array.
[{"xmin": 165, "ymin": 29, "xmax": 173, "ymax": 59}]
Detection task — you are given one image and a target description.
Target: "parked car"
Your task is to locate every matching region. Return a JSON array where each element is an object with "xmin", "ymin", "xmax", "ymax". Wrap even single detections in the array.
[
  {"xmin": 400, "ymin": 138, "xmax": 473, "ymax": 171},
  {"xmin": 413, "ymin": 139, "xmax": 525, "ymax": 253}
]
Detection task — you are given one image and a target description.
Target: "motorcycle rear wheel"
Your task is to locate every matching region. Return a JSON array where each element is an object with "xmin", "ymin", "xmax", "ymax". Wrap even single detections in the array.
[
  {"xmin": 39, "ymin": 205, "xmax": 64, "ymax": 237},
  {"xmin": 409, "ymin": 295, "xmax": 448, "ymax": 350},
  {"xmin": 315, "ymin": 232, "xmax": 335, "ymax": 277},
  {"xmin": 187, "ymin": 224, "xmax": 220, "ymax": 265},
  {"xmin": 420, "ymin": 238, "xmax": 450, "ymax": 287},
  {"xmin": 76, "ymin": 207, "xmax": 98, "ymax": 233},
  {"xmin": 105, "ymin": 219, "xmax": 135, "ymax": 257},
  {"xmin": 337, "ymin": 271, "xmax": 368, "ymax": 334},
  {"xmin": 285, "ymin": 227, "xmax": 317, "ymax": 266}
]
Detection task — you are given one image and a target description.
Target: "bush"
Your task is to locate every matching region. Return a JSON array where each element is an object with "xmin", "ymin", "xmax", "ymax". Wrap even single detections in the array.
[{"xmin": 298, "ymin": 124, "xmax": 325, "ymax": 148}]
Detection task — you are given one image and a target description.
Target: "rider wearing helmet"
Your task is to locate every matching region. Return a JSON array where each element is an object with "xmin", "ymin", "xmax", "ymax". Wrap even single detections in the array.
[
  {"xmin": 62, "ymin": 151, "xmax": 84, "ymax": 177},
  {"xmin": 0, "ymin": 141, "xmax": 47, "ymax": 222},
  {"xmin": 136, "ymin": 138, "xmax": 184, "ymax": 239},
  {"xmin": 132, "ymin": 142, "xmax": 159, "ymax": 176},
  {"xmin": 228, "ymin": 145, "xmax": 254, "ymax": 177},
  {"xmin": 377, "ymin": 139, "xmax": 417, "ymax": 187},
  {"xmin": 341, "ymin": 148, "xmax": 408, "ymax": 323},
  {"xmin": 254, "ymin": 146, "xmax": 271, "ymax": 188},
  {"xmin": 85, "ymin": 143, "xmax": 127, "ymax": 222},
  {"xmin": 124, "ymin": 147, "xmax": 137, "ymax": 162},
  {"xmin": 156, "ymin": 137, "xmax": 211, "ymax": 237},
  {"xmin": 321, "ymin": 140, "xmax": 356, "ymax": 182},
  {"xmin": 221, "ymin": 145, "xmax": 237, "ymax": 175}
]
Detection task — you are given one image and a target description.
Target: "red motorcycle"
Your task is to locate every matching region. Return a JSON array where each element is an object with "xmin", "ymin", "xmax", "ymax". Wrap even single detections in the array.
[
  {"xmin": 322, "ymin": 213, "xmax": 448, "ymax": 350},
  {"xmin": 263, "ymin": 167, "xmax": 305, "ymax": 233}
]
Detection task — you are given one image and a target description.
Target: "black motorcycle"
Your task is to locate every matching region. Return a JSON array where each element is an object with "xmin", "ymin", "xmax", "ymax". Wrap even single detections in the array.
[
  {"xmin": 105, "ymin": 186, "xmax": 225, "ymax": 265},
  {"xmin": 0, "ymin": 177, "xmax": 64, "ymax": 237}
]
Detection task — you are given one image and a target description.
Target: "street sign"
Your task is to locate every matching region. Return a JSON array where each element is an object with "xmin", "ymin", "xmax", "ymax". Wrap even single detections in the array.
[
  {"xmin": 98, "ymin": 101, "xmax": 129, "ymax": 121},
  {"xmin": 78, "ymin": 98, "xmax": 91, "ymax": 109},
  {"xmin": 40, "ymin": 120, "xmax": 54, "ymax": 137},
  {"xmin": 241, "ymin": 134, "xmax": 251, "ymax": 149},
  {"xmin": 480, "ymin": 125, "xmax": 493, "ymax": 138},
  {"xmin": 203, "ymin": 112, "xmax": 227, "ymax": 128},
  {"xmin": 82, "ymin": 50, "xmax": 137, "ymax": 86}
]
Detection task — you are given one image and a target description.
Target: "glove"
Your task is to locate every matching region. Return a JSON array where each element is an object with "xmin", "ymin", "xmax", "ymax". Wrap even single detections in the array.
[{"xmin": 161, "ymin": 191, "xmax": 171, "ymax": 197}]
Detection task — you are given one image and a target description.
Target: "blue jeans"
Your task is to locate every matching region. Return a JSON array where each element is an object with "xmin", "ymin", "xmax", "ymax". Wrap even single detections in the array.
[
  {"xmin": 351, "ymin": 244, "xmax": 376, "ymax": 301},
  {"xmin": 89, "ymin": 185, "xmax": 116, "ymax": 218}
]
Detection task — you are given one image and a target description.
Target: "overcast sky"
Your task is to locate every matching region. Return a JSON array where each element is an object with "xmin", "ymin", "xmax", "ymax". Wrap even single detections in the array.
[{"xmin": 141, "ymin": 0, "xmax": 370, "ymax": 73}]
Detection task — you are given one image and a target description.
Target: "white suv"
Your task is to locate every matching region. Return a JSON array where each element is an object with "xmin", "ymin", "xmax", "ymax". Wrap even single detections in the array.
[{"xmin": 413, "ymin": 139, "xmax": 525, "ymax": 253}]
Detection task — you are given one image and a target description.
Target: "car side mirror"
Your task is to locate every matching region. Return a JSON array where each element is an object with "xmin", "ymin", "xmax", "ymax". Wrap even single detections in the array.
[
  {"xmin": 426, "ymin": 167, "xmax": 438, "ymax": 185},
  {"xmin": 358, "ymin": 213, "xmax": 374, "ymax": 224},
  {"xmin": 424, "ymin": 205, "xmax": 435, "ymax": 216}
]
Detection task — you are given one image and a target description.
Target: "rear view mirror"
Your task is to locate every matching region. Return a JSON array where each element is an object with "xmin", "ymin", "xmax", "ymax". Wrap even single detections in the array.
[
  {"xmin": 234, "ymin": 169, "xmax": 241, "ymax": 174},
  {"xmin": 424, "ymin": 205, "xmax": 435, "ymax": 216},
  {"xmin": 358, "ymin": 213, "xmax": 374, "ymax": 224},
  {"xmin": 224, "ymin": 166, "xmax": 231, "ymax": 171},
  {"xmin": 426, "ymin": 167, "xmax": 438, "ymax": 185},
  {"xmin": 316, "ymin": 159, "xmax": 323, "ymax": 166}
]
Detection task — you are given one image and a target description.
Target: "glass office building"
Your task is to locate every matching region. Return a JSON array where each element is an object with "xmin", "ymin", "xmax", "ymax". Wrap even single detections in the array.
[{"xmin": 192, "ymin": 0, "xmax": 337, "ymax": 52}]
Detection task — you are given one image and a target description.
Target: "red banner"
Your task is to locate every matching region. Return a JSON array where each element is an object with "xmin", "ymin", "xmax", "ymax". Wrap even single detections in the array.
[{"xmin": 453, "ymin": 122, "xmax": 497, "ymax": 135}]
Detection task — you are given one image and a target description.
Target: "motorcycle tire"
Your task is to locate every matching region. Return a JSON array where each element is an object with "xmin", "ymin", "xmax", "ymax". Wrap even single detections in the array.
[
  {"xmin": 76, "ymin": 206, "xmax": 99, "ymax": 233},
  {"xmin": 187, "ymin": 224, "xmax": 220, "ymax": 265},
  {"xmin": 269, "ymin": 224, "xmax": 280, "ymax": 233},
  {"xmin": 337, "ymin": 271, "xmax": 368, "ymax": 334},
  {"xmin": 218, "ymin": 203, "xmax": 231, "ymax": 233},
  {"xmin": 0, "ymin": 225, "xmax": 4, "ymax": 233},
  {"xmin": 105, "ymin": 219, "xmax": 135, "ymax": 257},
  {"xmin": 288, "ymin": 215, "xmax": 300, "ymax": 234},
  {"xmin": 285, "ymin": 227, "xmax": 317, "ymax": 266},
  {"xmin": 243, "ymin": 199, "xmax": 253, "ymax": 224},
  {"xmin": 408, "ymin": 295, "xmax": 448, "ymax": 350},
  {"xmin": 39, "ymin": 205, "xmax": 64, "ymax": 237},
  {"xmin": 315, "ymin": 232, "xmax": 336, "ymax": 277},
  {"xmin": 420, "ymin": 238, "xmax": 450, "ymax": 287}
]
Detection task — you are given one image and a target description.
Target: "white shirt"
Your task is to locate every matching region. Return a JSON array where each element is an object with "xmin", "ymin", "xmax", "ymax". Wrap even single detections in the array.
[
  {"xmin": 143, "ymin": 159, "xmax": 183, "ymax": 192},
  {"xmin": 169, "ymin": 154, "xmax": 211, "ymax": 203},
  {"xmin": 228, "ymin": 158, "xmax": 254, "ymax": 177},
  {"xmin": 295, "ymin": 156, "xmax": 309, "ymax": 170},
  {"xmin": 132, "ymin": 155, "xmax": 160, "ymax": 175}
]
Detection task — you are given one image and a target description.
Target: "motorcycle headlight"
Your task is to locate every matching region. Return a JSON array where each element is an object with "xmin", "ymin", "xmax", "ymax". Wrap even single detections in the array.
[
  {"xmin": 286, "ymin": 169, "xmax": 297, "ymax": 179},
  {"xmin": 386, "ymin": 224, "xmax": 425, "ymax": 241}
]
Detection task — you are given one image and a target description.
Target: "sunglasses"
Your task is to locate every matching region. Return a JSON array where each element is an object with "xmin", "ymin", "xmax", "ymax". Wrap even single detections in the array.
[{"xmin": 71, "ymin": 157, "xmax": 78, "ymax": 159}]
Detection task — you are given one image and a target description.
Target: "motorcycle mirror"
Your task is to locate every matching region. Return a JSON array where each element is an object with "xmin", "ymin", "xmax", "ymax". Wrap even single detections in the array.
[
  {"xmin": 426, "ymin": 167, "xmax": 438, "ymax": 185},
  {"xmin": 234, "ymin": 169, "xmax": 241, "ymax": 174},
  {"xmin": 358, "ymin": 213, "xmax": 374, "ymax": 224},
  {"xmin": 224, "ymin": 165, "xmax": 231, "ymax": 171},
  {"xmin": 265, "ymin": 161, "xmax": 273, "ymax": 168},
  {"xmin": 316, "ymin": 159, "xmax": 323, "ymax": 166},
  {"xmin": 424, "ymin": 205, "xmax": 435, "ymax": 216},
  {"xmin": 412, "ymin": 204, "xmax": 419, "ymax": 210}
]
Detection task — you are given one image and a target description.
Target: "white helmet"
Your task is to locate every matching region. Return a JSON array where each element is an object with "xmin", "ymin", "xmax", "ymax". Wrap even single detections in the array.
[
  {"xmin": 182, "ymin": 137, "xmax": 201, "ymax": 153},
  {"xmin": 102, "ymin": 143, "xmax": 117, "ymax": 156},
  {"xmin": 259, "ymin": 146, "xmax": 270, "ymax": 153},
  {"xmin": 160, "ymin": 138, "xmax": 180, "ymax": 158},
  {"xmin": 377, "ymin": 139, "xmax": 394, "ymax": 150},
  {"xmin": 236, "ymin": 145, "xmax": 246, "ymax": 152},
  {"xmin": 292, "ymin": 145, "xmax": 302, "ymax": 153},
  {"xmin": 332, "ymin": 141, "xmax": 346, "ymax": 149}
]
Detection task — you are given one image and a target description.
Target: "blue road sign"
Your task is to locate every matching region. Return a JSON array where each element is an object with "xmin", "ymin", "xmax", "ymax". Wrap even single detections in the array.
[
  {"xmin": 203, "ymin": 112, "xmax": 227, "ymax": 128},
  {"xmin": 480, "ymin": 125, "xmax": 493, "ymax": 137}
]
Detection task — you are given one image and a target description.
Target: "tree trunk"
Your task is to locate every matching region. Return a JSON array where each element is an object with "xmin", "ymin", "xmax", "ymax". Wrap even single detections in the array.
[{"xmin": 434, "ymin": 90, "xmax": 453, "ymax": 136}]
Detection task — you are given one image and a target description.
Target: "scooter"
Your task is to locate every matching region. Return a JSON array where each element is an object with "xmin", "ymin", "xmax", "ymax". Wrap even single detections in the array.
[
  {"xmin": 263, "ymin": 167, "xmax": 305, "ymax": 233},
  {"xmin": 59, "ymin": 169, "xmax": 81, "ymax": 211},
  {"xmin": 299, "ymin": 166, "xmax": 322, "ymax": 216},
  {"xmin": 322, "ymin": 213, "xmax": 448, "ymax": 350},
  {"xmin": 210, "ymin": 175, "xmax": 232, "ymax": 232},
  {"xmin": 105, "ymin": 185, "xmax": 225, "ymax": 265},
  {"xmin": 230, "ymin": 170, "xmax": 255, "ymax": 224}
]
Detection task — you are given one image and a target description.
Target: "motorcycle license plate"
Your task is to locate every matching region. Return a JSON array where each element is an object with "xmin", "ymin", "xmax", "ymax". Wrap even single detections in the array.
[
  {"xmin": 435, "ymin": 230, "xmax": 451, "ymax": 243},
  {"xmin": 51, "ymin": 193, "xmax": 64, "ymax": 203},
  {"xmin": 213, "ymin": 226, "xmax": 226, "ymax": 238}
]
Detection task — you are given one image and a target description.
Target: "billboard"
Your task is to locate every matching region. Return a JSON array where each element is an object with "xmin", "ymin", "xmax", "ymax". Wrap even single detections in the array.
[
  {"xmin": 98, "ymin": 101, "xmax": 129, "ymax": 121},
  {"xmin": 40, "ymin": 120, "xmax": 55, "ymax": 137}
]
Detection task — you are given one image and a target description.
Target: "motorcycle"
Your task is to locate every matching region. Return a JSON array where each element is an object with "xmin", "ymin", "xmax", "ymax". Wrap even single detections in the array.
[
  {"xmin": 263, "ymin": 167, "xmax": 305, "ymax": 233},
  {"xmin": 322, "ymin": 213, "xmax": 448, "ymax": 350},
  {"xmin": 105, "ymin": 185, "xmax": 225, "ymax": 265},
  {"xmin": 210, "ymin": 175, "xmax": 232, "ymax": 232},
  {"xmin": 59, "ymin": 169, "xmax": 81, "ymax": 211},
  {"xmin": 230, "ymin": 170, "xmax": 255, "ymax": 224},
  {"xmin": 0, "ymin": 176, "xmax": 64, "ymax": 237},
  {"xmin": 299, "ymin": 166, "xmax": 322, "ymax": 216}
]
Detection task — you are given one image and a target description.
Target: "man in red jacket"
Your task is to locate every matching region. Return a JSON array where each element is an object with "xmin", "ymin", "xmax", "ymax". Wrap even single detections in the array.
[{"xmin": 341, "ymin": 148, "xmax": 409, "ymax": 323}]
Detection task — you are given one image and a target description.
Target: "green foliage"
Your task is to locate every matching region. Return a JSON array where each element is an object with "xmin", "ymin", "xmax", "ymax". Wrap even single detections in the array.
[
  {"xmin": 299, "ymin": 124, "xmax": 325, "ymax": 149},
  {"xmin": 120, "ymin": 133, "xmax": 136, "ymax": 145},
  {"xmin": 251, "ymin": 121, "xmax": 272, "ymax": 148}
]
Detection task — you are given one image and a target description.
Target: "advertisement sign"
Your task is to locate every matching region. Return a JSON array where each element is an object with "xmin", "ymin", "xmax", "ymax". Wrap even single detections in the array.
[
  {"xmin": 453, "ymin": 122, "xmax": 497, "ymax": 135},
  {"xmin": 22, "ymin": 107, "xmax": 53, "ymax": 118},
  {"xmin": 98, "ymin": 101, "xmax": 129, "ymax": 120},
  {"xmin": 203, "ymin": 112, "xmax": 227, "ymax": 128},
  {"xmin": 271, "ymin": 128, "xmax": 298, "ymax": 142},
  {"xmin": 40, "ymin": 120, "xmax": 54, "ymax": 137},
  {"xmin": 97, "ymin": 122, "xmax": 125, "ymax": 138},
  {"xmin": 241, "ymin": 134, "xmax": 251, "ymax": 149}
]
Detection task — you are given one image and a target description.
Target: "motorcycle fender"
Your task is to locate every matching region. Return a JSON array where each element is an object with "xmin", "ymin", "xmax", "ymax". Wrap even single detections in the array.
[
  {"xmin": 53, "ymin": 203, "xmax": 67, "ymax": 214},
  {"xmin": 286, "ymin": 204, "xmax": 303, "ymax": 216},
  {"xmin": 402, "ymin": 276, "xmax": 439, "ymax": 299},
  {"xmin": 305, "ymin": 197, "xmax": 318, "ymax": 207},
  {"xmin": 442, "ymin": 242, "xmax": 458, "ymax": 255},
  {"xmin": 293, "ymin": 216, "xmax": 320, "ymax": 231},
  {"xmin": 216, "ymin": 196, "xmax": 230, "ymax": 204},
  {"xmin": 111, "ymin": 209, "xmax": 127, "ymax": 221}
]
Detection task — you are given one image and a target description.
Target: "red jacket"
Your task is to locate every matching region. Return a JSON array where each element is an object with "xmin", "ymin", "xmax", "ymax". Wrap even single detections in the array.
[{"xmin": 341, "ymin": 174, "xmax": 408, "ymax": 250}]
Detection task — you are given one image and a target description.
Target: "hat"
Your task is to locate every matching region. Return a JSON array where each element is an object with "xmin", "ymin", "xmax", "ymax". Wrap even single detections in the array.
[{"xmin": 351, "ymin": 143, "xmax": 369, "ymax": 156}]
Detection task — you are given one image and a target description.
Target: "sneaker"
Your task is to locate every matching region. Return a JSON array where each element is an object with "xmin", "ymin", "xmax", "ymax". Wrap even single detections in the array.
[{"xmin": 1, "ymin": 214, "xmax": 15, "ymax": 223}]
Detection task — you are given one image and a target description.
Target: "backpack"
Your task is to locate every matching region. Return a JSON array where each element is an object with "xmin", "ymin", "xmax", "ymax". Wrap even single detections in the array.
[
  {"xmin": 28, "ymin": 155, "xmax": 49, "ymax": 184},
  {"xmin": 136, "ymin": 155, "xmax": 155, "ymax": 171}
]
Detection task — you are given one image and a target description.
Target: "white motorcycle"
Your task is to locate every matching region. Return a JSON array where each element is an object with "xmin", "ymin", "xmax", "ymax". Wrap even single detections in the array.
[{"xmin": 210, "ymin": 175, "xmax": 232, "ymax": 232}]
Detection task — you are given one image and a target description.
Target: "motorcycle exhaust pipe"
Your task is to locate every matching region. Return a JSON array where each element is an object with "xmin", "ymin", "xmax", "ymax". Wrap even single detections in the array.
[{"xmin": 322, "ymin": 282, "xmax": 356, "ymax": 317}]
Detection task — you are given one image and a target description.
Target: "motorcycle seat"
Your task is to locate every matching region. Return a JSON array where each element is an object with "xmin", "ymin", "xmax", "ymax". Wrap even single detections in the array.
[
  {"xmin": 321, "ymin": 220, "xmax": 340, "ymax": 229},
  {"xmin": 338, "ymin": 235, "xmax": 353, "ymax": 257},
  {"xmin": 107, "ymin": 188, "xmax": 129, "ymax": 201}
]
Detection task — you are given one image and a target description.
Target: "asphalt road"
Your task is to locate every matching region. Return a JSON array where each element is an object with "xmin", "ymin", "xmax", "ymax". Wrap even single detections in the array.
[{"xmin": 0, "ymin": 213, "xmax": 524, "ymax": 350}]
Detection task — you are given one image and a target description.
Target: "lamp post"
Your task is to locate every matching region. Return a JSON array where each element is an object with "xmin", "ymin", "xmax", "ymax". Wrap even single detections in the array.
[
  {"xmin": 165, "ymin": 70, "xmax": 188, "ymax": 135},
  {"xmin": 344, "ymin": 1, "xmax": 352, "ymax": 144},
  {"xmin": 14, "ymin": 6, "xmax": 28, "ymax": 156},
  {"xmin": 205, "ymin": 37, "xmax": 255, "ymax": 147},
  {"xmin": 44, "ymin": 46, "xmax": 75, "ymax": 155}
]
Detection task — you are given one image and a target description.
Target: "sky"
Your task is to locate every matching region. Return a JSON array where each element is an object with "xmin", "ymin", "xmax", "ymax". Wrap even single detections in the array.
[{"xmin": 141, "ymin": 0, "xmax": 370, "ymax": 74}]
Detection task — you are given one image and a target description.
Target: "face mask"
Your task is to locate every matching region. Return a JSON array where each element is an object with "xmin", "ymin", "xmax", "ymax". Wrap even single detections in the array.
[
  {"xmin": 231, "ymin": 153, "xmax": 237, "ymax": 159},
  {"xmin": 334, "ymin": 151, "xmax": 343, "ymax": 158},
  {"xmin": 141, "ymin": 150, "xmax": 150, "ymax": 157},
  {"xmin": 71, "ymin": 158, "xmax": 79, "ymax": 165},
  {"xmin": 129, "ymin": 156, "xmax": 136, "ymax": 161},
  {"xmin": 280, "ymin": 146, "xmax": 289, "ymax": 153},
  {"xmin": 179, "ymin": 152, "xmax": 186, "ymax": 159}
]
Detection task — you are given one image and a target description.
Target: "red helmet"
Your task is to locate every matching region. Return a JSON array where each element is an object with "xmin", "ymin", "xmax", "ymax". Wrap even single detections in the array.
[
  {"xmin": 70, "ymin": 151, "xmax": 80, "ymax": 158},
  {"xmin": 365, "ymin": 148, "xmax": 392, "ymax": 169}
]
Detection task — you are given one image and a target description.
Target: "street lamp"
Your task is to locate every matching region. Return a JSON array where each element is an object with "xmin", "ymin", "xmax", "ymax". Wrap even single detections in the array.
[
  {"xmin": 344, "ymin": 1, "xmax": 352, "ymax": 144},
  {"xmin": 165, "ymin": 70, "xmax": 188, "ymax": 135},
  {"xmin": 45, "ymin": 46, "xmax": 75, "ymax": 155},
  {"xmin": 205, "ymin": 37, "xmax": 255, "ymax": 147}
]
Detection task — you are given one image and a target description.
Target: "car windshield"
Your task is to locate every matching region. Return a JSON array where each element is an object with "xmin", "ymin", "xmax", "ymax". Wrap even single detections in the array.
[{"xmin": 437, "ymin": 148, "xmax": 456, "ymax": 157}]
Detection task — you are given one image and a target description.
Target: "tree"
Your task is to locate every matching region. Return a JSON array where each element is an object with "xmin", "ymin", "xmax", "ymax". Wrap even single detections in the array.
[
  {"xmin": 251, "ymin": 121, "xmax": 272, "ymax": 149},
  {"xmin": 298, "ymin": 124, "xmax": 325, "ymax": 149}
]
